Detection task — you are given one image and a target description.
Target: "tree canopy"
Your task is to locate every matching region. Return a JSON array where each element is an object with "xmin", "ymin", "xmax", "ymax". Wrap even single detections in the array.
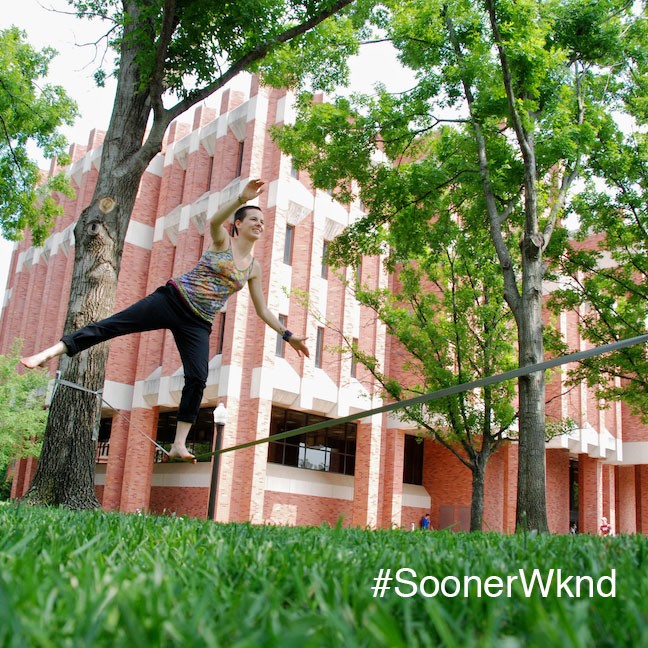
[
  {"xmin": 549, "ymin": 133, "xmax": 648, "ymax": 421},
  {"xmin": 546, "ymin": 10, "xmax": 648, "ymax": 420},
  {"xmin": 0, "ymin": 27, "xmax": 77, "ymax": 245}
]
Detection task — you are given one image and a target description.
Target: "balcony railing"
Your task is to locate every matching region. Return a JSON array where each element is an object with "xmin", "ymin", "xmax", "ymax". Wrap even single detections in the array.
[
  {"xmin": 96, "ymin": 441, "xmax": 213, "ymax": 463},
  {"xmin": 96, "ymin": 441, "xmax": 110, "ymax": 464}
]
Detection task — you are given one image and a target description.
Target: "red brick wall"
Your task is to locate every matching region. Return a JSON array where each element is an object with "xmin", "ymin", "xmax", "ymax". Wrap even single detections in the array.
[
  {"xmin": 352, "ymin": 422, "xmax": 376, "ymax": 527},
  {"xmin": 149, "ymin": 486, "xmax": 209, "ymax": 518},
  {"xmin": 482, "ymin": 447, "xmax": 505, "ymax": 532},
  {"xmin": 424, "ymin": 441, "xmax": 472, "ymax": 531},
  {"xmin": 120, "ymin": 408, "xmax": 158, "ymax": 512},
  {"xmin": 500, "ymin": 443, "xmax": 518, "ymax": 533},
  {"xmin": 622, "ymin": 410, "xmax": 648, "ymax": 443},
  {"xmin": 579, "ymin": 454, "xmax": 602, "ymax": 534},
  {"xmin": 263, "ymin": 491, "xmax": 353, "ymax": 527},
  {"xmin": 637, "ymin": 465, "xmax": 648, "ymax": 534},
  {"xmin": 616, "ymin": 465, "xmax": 636, "ymax": 533},
  {"xmin": 401, "ymin": 507, "xmax": 430, "ymax": 531},
  {"xmin": 546, "ymin": 448, "xmax": 570, "ymax": 534},
  {"xmin": 380, "ymin": 428, "xmax": 405, "ymax": 529}
]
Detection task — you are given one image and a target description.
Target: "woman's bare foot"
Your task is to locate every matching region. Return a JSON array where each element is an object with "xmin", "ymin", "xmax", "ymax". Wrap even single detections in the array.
[{"xmin": 168, "ymin": 444, "xmax": 195, "ymax": 461}]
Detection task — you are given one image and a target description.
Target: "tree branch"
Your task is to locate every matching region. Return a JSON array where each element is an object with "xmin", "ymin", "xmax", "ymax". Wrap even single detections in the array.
[{"xmin": 443, "ymin": 9, "xmax": 520, "ymax": 313}]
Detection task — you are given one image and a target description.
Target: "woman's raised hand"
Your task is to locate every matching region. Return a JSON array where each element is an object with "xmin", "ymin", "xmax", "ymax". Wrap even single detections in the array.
[{"xmin": 240, "ymin": 179, "xmax": 265, "ymax": 203}]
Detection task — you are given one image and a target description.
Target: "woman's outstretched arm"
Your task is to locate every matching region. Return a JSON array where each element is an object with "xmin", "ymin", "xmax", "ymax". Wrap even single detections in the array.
[{"xmin": 248, "ymin": 266, "xmax": 310, "ymax": 358}]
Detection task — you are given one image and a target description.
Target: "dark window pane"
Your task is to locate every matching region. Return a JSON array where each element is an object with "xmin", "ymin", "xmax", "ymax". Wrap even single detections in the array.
[
  {"xmin": 403, "ymin": 435, "xmax": 424, "ymax": 485},
  {"xmin": 283, "ymin": 443, "xmax": 299, "ymax": 467},
  {"xmin": 268, "ymin": 442, "xmax": 284, "ymax": 464},
  {"xmin": 326, "ymin": 428, "xmax": 346, "ymax": 453},
  {"xmin": 315, "ymin": 327, "xmax": 324, "ymax": 368}
]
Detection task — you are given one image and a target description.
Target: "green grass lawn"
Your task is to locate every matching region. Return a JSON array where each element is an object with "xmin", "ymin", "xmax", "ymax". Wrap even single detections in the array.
[{"xmin": 0, "ymin": 503, "xmax": 646, "ymax": 647}]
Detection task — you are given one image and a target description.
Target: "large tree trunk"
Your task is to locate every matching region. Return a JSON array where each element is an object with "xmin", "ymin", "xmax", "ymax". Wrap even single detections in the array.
[
  {"xmin": 23, "ymin": 22, "xmax": 159, "ymax": 508},
  {"xmin": 23, "ymin": 185, "xmax": 142, "ymax": 508},
  {"xmin": 515, "ymin": 241, "xmax": 549, "ymax": 532}
]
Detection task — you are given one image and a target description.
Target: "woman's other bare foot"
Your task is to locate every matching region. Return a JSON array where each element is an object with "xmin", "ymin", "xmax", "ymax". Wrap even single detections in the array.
[
  {"xmin": 20, "ymin": 352, "xmax": 49, "ymax": 369},
  {"xmin": 19, "ymin": 341, "xmax": 67, "ymax": 369}
]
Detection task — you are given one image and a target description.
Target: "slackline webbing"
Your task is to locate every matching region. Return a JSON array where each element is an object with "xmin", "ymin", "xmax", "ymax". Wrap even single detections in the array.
[
  {"xmin": 53, "ymin": 372, "xmax": 170, "ymax": 457},
  {"xmin": 193, "ymin": 333, "xmax": 648, "ymax": 461}
]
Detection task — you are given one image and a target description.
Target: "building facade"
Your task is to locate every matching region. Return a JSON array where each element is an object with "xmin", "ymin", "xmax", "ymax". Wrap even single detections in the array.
[{"xmin": 3, "ymin": 74, "xmax": 648, "ymax": 533}]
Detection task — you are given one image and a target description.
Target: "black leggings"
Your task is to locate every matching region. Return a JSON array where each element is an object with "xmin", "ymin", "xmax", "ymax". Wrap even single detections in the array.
[{"xmin": 61, "ymin": 283, "xmax": 212, "ymax": 424}]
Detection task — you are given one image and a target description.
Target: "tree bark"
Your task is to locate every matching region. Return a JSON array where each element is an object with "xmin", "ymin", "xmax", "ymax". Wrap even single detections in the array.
[
  {"xmin": 470, "ymin": 453, "xmax": 487, "ymax": 532},
  {"xmin": 514, "ymin": 239, "xmax": 549, "ymax": 532}
]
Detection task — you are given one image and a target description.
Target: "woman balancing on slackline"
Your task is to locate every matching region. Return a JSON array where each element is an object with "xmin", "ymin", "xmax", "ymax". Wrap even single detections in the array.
[{"xmin": 21, "ymin": 179, "xmax": 310, "ymax": 461}]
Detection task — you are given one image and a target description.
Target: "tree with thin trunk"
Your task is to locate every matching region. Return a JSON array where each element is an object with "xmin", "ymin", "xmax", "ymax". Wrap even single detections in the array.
[
  {"xmin": 22, "ymin": 0, "xmax": 361, "ymax": 508},
  {"xmin": 274, "ymin": 0, "xmax": 646, "ymax": 530}
]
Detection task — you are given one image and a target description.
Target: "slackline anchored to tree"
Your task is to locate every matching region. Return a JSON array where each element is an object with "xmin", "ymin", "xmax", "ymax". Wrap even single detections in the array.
[{"xmin": 55, "ymin": 332, "xmax": 648, "ymax": 463}]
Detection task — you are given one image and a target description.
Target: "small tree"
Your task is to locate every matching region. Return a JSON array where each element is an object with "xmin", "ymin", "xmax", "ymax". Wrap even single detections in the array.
[
  {"xmin": 0, "ymin": 27, "xmax": 77, "ymax": 245},
  {"xmin": 0, "ymin": 342, "xmax": 49, "ymax": 471},
  {"xmin": 336, "ymin": 217, "xmax": 518, "ymax": 531}
]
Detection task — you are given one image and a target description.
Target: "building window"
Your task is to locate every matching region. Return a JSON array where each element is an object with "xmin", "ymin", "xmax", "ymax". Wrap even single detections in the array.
[
  {"xmin": 403, "ymin": 435, "xmax": 424, "ymax": 485},
  {"xmin": 267, "ymin": 406, "xmax": 356, "ymax": 476},
  {"xmin": 284, "ymin": 225, "xmax": 295, "ymax": 265},
  {"xmin": 350, "ymin": 337, "xmax": 359, "ymax": 378},
  {"xmin": 321, "ymin": 240, "xmax": 329, "ymax": 279},
  {"xmin": 207, "ymin": 155, "xmax": 214, "ymax": 191},
  {"xmin": 315, "ymin": 327, "xmax": 324, "ymax": 368},
  {"xmin": 155, "ymin": 409, "xmax": 215, "ymax": 462},
  {"xmin": 355, "ymin": 261, "xmax": 362, "ymax": 285},
  {"xmin": 236, "ymin": 141, "xmax": 244, "ymax": 177},
  {"xmin": 569, "ymin": 459, "xmax": 579, "ymax": 531},
  {"xmin": 217, "ymin": 311, "xmax": 226, "ymax": 355},
  {"xmin": 290, "ymin": 158, "xmax": 299, "ymax": 179},
  {"xmin": 276, "ymin": 314, "xmax": 288, "ymax": 357}
]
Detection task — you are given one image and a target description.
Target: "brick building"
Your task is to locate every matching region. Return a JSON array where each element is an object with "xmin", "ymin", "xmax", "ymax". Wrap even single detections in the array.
[{"xmin": 3, "ymin": 73, "xmax": 648, "ymax": 533}]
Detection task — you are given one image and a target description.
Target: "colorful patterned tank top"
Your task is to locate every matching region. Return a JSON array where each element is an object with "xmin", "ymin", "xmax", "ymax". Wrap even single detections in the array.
[{"xmin": 170, "ymin": 245, "xmax": 254, "ymax": 323}]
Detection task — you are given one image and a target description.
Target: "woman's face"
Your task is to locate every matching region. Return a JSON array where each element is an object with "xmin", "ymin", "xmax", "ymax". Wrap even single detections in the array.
[{"xmin": 236, "ymin": 209, "xmax": 265, "ymax": 240}]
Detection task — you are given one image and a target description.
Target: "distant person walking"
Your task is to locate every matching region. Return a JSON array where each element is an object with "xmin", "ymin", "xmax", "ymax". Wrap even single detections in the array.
[{"xmin": 600, "ymin": 517, "xmax": 612, "ymax": 536}]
